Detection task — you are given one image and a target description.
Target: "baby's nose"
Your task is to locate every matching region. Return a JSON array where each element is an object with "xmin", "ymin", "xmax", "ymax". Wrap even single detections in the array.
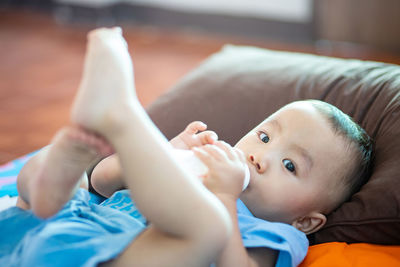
[{"xmin": 249, "ymin": 154, "xmax": 266, "ymax": 173}]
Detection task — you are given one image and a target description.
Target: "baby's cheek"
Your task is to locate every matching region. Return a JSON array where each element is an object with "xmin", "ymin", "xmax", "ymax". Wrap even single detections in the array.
[
  {"xmin": 257, "ymin": 182, "xmax": 294, "ymax": 208},
  {"xmin": 286, "ymin": 190, "xmax": 317, "ymax": 215}
]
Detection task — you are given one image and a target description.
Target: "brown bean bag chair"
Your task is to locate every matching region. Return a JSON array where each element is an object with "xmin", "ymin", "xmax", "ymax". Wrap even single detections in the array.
[{"xmin": 146, "ymin": 45, "xmax": 400, "ymax": 245}]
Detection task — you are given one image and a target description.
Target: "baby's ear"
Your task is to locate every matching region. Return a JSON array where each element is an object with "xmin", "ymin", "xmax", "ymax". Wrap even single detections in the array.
[{"xmin": 291, "ymin": 212, "xmax": 327, "ymax": 235}]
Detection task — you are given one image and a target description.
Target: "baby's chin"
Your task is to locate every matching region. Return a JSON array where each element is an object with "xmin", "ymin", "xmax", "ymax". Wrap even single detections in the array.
[{"xmin": 247, "ymin": 174, "xmax": 256, "ymax": 191}]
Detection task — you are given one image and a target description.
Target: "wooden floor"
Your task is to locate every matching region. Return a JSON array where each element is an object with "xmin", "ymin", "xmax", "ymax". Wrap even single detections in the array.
[{"xmin": 1, "ymin": 9, "xmax": 400, "ymax": 164}]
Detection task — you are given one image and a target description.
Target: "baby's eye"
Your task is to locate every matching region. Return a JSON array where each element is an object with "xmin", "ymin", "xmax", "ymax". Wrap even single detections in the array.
[
  {"xmin": 258, "ymin": 132, "xmax": 270, "ymax": 143},
  {"xmin": 283, "ymin": 159, "xmax": 296, "ymax": 173}
]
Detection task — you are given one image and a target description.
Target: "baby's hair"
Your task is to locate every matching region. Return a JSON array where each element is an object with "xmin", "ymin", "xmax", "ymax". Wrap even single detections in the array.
[{"xmin": 306, "ymin": 100, "xmax": 374, "ymax": 210}]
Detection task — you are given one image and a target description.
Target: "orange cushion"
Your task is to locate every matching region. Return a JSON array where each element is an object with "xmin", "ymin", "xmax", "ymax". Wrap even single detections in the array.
[{"xmin": 299, "ymin": 242, "xmax": 400, "ymax": 267}]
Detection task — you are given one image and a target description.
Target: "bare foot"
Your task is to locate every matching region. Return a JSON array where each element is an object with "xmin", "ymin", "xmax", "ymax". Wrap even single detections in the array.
[
  {"xmin": 30, "ymin": 126, "xmax": 113, "ymax": 218},
  {"xmin": 71, "ymin": 27, "xmax": 138, "ymax": 137}
]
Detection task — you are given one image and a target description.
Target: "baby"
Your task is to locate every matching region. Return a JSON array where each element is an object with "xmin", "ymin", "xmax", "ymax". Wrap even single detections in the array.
[{"xmin": 12, "ymin": 28, "xmax": 372, "ymax": 267}]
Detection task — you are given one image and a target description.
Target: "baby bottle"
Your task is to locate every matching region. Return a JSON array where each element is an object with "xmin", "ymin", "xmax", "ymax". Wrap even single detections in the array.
[{"xmin": 171, "ymin": 148, "xmax": 250, "ymax": 191}]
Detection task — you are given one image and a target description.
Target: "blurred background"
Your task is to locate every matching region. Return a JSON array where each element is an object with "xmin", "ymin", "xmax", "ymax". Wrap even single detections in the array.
[{"xmin": 1, "ymin": 0, "xmax": 400, "ymax": 164}]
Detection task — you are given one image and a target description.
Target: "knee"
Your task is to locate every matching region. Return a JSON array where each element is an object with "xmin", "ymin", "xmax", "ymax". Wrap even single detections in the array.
[{"xmin": 90, "ymin": 155, "xmax": 124, "ymax": 197}]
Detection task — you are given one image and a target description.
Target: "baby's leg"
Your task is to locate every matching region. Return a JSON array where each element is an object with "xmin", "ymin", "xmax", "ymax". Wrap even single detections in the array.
[
  {"xmin": 90, "ymin": 154, "xmax": 126, "ymax": 198},
  {"xmin": 71, "ymin": 28, "xmax": 230, "ymax": 267},
  {"xmin": 20, "ymin": 126, "xmax": 113, "ymax": 218}
]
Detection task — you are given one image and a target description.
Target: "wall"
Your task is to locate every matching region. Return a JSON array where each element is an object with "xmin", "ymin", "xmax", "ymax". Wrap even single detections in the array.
[
  {"xmin": 55, "ymin": 0, "xmax": 313, "ymax": 23},
  {"xmin": 315, "ymin": 0, "xmax": 400, "ymax": 51}
]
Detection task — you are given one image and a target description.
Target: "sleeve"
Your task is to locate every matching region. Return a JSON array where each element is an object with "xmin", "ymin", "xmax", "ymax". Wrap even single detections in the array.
[{"xmin": 237, "ymin": 201, "xmax": 308, "ymax": 267}]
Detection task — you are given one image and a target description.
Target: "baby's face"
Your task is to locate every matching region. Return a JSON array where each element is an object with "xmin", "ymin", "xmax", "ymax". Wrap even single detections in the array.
[{"xmin": 235, "ymin": 102, "xmax": 349, "ymax": 224}]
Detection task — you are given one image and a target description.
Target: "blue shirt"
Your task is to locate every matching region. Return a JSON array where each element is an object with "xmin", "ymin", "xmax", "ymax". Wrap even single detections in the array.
[
  {"xmin": 0, "ymin": 189, "xmax": 308, "ymax": 267},
  {"xmin": 236, "ymin": 199, "xmax": 308, "ymax": 267}
]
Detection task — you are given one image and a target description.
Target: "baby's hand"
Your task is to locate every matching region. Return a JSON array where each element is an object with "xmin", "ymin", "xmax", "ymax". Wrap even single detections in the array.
[
  {"xmin": 169, "ymin": 121, "xmax": 218, "ymax": 150},
  {"xmin": 193, "ymin": 141, "xmax": 247, "ymax": 200}
]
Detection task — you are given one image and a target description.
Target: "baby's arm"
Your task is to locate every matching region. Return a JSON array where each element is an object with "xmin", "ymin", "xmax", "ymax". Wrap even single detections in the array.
[
  {"xmin": 91, "ymin": 121, "xmax": 217, "ymax": 197},
  {"xmin": 193, "ymin": 142, "xmax": 277, "ymax": 267}
]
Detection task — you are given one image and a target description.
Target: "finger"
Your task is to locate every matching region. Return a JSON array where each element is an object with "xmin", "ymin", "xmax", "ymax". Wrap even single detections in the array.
[
  {"xmin": 234, "ymin": 147, "xmax": 247, "ymax": 163},
  {"xmin": 201, "ymin": 144, "xmax": 229, "ymax": 161},
  {"xmin": 214, "ymin": 141, "xmax": 236, "ymax": 160},
  {"xmin": 198, "ymin": 131, "xmax": 218, "ymax": 145},
  {"xmin": 192, "ymin": 147, "xmax": 213, "ymax": 166},
  {"xmin": 184, "ymin": 121, "xmax": 207, "ymax": 135}
]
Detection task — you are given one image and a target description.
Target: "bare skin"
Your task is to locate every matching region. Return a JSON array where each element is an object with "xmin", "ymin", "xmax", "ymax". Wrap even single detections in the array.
[
  {"xmin": 91, "ymin": 120, "xmax": 218, "ymax": 198},
  {"xmin": 18, "ymin": 27, "xmax": 231, "ymax": 267},
  {"xmin": 17, "ymin": 126, "xmax": 113, "ymax": 217}
]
